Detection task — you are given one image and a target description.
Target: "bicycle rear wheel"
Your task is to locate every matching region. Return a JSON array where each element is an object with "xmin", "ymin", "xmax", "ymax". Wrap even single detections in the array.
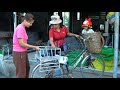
[
  {"xmin": 31, "ymin": 64, "xmax": 47, "ymax": 78},
  {"xmin": 80, "ymin": 53, "xmax": 105, "ymax": 78}
]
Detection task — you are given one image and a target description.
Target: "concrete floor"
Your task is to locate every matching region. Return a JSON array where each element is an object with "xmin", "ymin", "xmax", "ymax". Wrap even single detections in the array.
[
  {"xmin": 0, "ymin": 52, "xmax": 37, "ymax": 78},
  {"xmin": 0, "ymin": 51, "xmax": 119, "ymax": 78}
]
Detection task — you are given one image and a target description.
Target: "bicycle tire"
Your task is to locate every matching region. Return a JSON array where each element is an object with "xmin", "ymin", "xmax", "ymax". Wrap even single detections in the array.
[
  {"xmin": 80, "ymin": 53, "xmax": 105, "ymax": 78},
  {"xmin": 31, "ymin": 64, "xmax": 64, "ymax": 78},
  {"xmin": 31, "ymin": 64, "xmax": 46, "ymax": 78}
]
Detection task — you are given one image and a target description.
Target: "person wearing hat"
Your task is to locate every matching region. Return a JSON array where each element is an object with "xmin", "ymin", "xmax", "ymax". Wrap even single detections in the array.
[
  {"xmin": 49, "ymin": 14, "xmax": 79, "ymax": 51},
  {"xmin": 82, "ymin": 18, "xmax": 94, "ymax": 34}
]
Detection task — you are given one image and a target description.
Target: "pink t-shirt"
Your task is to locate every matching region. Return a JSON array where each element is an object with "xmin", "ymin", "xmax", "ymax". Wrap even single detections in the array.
[{"xmin": 13, "ymin": 24, "xmax": 28, "ymax": 52}]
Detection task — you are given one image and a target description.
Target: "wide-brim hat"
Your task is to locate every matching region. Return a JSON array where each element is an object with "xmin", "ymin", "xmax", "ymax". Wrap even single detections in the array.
[
  {"xmin": 49, "ymin": 19, "xmax": 62, "ymax": 24},
  {"xmin": 49, "ymin": 14, "xmax": 62, "ymax": 25}
]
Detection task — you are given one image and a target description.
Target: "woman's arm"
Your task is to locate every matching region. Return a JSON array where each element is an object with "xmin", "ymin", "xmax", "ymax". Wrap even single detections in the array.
[
  {"xmin": 49, "ymin": 37, "xmax": 56, "ymax": 48},
  {"xmin": 49, "ymin": 28, "xmax": 56, "ymax": 48},
  {"xmin": 18, "ymin": 38, "xmax": 40, "ymax": 50},
  {"xmin": 64, "ymin": 26, "xmax": 79, "ymax": 37},
  {"xmin": 67, "ymin": 32, "xmax": 79, "ymax": 37}
]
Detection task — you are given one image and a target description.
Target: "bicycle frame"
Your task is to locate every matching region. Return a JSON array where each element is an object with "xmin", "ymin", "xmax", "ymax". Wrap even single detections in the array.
[
  {"xmin": 65, "ymin": 36, "xmax": 92, "ymax": 72},
  {"xmin": 67, "ymin": 48, "xmax": 90, "ymax": 70}
]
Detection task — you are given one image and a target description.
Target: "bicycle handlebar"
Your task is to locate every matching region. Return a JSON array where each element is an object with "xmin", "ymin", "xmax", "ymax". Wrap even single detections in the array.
[
  {"xmin": 77, "ymin": 35, "xmax": 91, "ymax": 42},
  {"xmin": 76, "ymin": 35, "xmax": 93, "ymax": 49}
]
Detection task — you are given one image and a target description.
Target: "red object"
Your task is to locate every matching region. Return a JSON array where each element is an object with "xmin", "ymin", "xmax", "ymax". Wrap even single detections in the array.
[
  {"xmin": 82, "ymin": 18, "xmax": 92, "ymax": 28},
  {"xmin": 49, "ymin": 26, "xmax": 69, "ymax": 47}
]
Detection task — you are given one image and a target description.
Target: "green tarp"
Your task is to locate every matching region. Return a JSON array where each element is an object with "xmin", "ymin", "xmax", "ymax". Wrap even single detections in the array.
[
  {"xmin": 101, "ymin": 47, "xmax": 120, "ymax": 61},
  {"xmin": 67, "ymin": 47, "xmax": 120, "ymax": 67}
]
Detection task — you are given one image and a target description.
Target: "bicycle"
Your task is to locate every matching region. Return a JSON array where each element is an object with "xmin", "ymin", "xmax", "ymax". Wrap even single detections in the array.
[
  {"xmin": 60, "ymin": 36, "xmax": 105, "ymax": 78},
  {"xmin": 31, "ymin": 36, "xmax": 105, "ymax": 78}
]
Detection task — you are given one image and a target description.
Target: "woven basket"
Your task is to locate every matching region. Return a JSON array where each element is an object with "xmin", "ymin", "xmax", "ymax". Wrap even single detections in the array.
[{"xmin": 82, "ymin": 32, "xmax": 105, "ymax": 54}]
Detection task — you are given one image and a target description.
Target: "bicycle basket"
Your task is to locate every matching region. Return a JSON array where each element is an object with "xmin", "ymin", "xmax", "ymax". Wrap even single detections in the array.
[
  {"xmin": 82, "ymin": 32, "xmax": 105, "ymax": 54},
  {"xmin": 35, "ymin": 46, "xmax": 61, "ymax": 72}
]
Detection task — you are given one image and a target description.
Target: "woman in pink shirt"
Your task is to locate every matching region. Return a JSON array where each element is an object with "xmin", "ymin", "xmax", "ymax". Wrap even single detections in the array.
[{"xmin": 13, "ymin": 13, "xmax": 40, "ymax": 78}]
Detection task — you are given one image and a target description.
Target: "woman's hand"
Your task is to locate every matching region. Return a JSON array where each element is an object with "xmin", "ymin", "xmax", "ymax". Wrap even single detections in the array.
[
  {"xmin": 34, "ymin": 46, "xmax": 40, "ymax": 51},
  {"xmin": 74, "ymin": 34, "xmax": 80, "ymax": 38},
  {"xmin": 51, "ymin": 44, "xmax": 56, "ymax": 48}
]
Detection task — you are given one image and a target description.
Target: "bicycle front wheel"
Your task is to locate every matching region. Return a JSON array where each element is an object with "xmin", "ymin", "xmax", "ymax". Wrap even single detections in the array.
[{"xmin": 80, "ymin": 53, "xmax": 105, "ymax": 78}]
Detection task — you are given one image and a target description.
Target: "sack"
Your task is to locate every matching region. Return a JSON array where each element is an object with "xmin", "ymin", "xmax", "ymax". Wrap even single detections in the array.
[
  {"xmin": 82, "ymin": 32, "xmax": 105, "ymax": 54},
  {"xmin": 0, "ymin": 50, "xmax": 10, "ymax": 77}
]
